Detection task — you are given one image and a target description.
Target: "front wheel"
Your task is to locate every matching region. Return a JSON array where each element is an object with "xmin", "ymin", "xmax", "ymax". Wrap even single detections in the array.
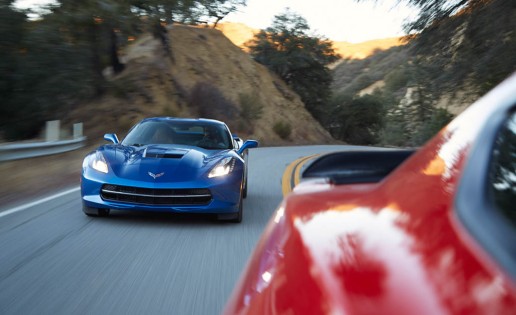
[
  {"xmin": 83, "ymin": 204, "xmax": 110, "ymax": 217},
  {"xmin": 242, "ymin": 169, "xmax": 248, "ymax": 199},
  {"xmin": 217, "ymin": 195, "xmax": 242, "ymax": 223},
  {"xmin": 232, "ymin": 197, "xmax": 243, "ymax": 223},
  {"xmin": 242, "ymin": 153, "xmax": 249, "ymax": 198}
]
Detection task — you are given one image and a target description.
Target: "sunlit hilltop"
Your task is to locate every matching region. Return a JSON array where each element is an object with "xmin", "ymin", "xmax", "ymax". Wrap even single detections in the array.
[{"xmin": 216, "ymin": 22, "xmax": 404, "ymax": 59}]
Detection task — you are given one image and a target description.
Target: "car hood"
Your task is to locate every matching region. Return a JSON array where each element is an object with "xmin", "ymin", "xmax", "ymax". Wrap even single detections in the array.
[{"xmin": 100, "ymin": 144, "xmax": 229, "ymax": 182}]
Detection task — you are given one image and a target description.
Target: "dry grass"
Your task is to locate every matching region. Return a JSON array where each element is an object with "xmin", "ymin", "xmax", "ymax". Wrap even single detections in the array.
[{"xmin": 0, "ymin": 145, "xmax": 98, "ymax": 208}]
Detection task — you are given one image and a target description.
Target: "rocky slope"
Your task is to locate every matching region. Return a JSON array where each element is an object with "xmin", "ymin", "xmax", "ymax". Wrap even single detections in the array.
[{"xmin": 68, "ymin": 24, "xmax": 334, "ymax": 146}]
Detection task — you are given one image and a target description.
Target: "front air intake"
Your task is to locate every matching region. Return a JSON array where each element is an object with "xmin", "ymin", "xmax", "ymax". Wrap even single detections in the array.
[{"xmin": 101, "ymin": 185, "xmax": 212, "ymax": 205}]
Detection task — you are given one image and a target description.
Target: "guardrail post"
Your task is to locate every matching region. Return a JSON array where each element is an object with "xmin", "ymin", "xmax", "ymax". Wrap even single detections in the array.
[
  {"xmin": 45, "ymin": 120, "xmax": 60, "ymax": 142},
  {"xmin": 73, "ymin": 123, "xmax": 83, "ymax": 139}
]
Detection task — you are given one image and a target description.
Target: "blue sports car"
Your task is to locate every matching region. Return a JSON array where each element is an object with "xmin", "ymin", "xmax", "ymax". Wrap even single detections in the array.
[{"xmin": 81, "ymin": 117, "xmax": 258, "ymax": 222}]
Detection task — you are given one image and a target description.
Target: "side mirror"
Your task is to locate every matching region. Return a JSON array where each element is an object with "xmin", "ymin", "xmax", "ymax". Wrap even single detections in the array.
[
  {"xmin": 237, "ymin": 140, "xmax": 258, "ymax": 155},
  {"xmin": 104, "ymin": 133, "xmax": 119, "ymax": 144}
]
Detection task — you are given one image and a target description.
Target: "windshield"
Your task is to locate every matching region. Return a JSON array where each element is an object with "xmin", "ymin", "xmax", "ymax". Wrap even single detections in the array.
[{"xmin": 122, "ymin": 120, "xmax": 233, "ymax": 150}]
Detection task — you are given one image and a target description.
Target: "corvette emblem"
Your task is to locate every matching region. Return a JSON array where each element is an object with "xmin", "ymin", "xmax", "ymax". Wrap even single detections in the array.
[{"xmin": 148, "ymin": 171, "xmax": 165, "ymax": 179}]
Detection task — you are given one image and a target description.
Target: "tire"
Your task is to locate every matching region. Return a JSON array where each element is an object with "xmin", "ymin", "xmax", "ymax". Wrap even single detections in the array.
[
  {"xmin": 217, "ymin": 193, "xmax": 242, "ymax": 223},
  {"xmin": 242, "ymin": 153, "xmax": 249, "ymax": 199},
  {"xmin": 232, "ymin": 197, "xmax": 243, "ymax": 223},
  {"xmin": 242, "ymin": 169, "xmax": 248, "ymax": 199},
  {"xmin": 83, "ymin": 204, "xmax": 110, "ymax": 217}
]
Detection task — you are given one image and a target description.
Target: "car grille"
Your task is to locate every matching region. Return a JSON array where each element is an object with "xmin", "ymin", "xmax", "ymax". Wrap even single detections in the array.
[{"xmin": 101, "ymin": 184, "xmax": 212, "ymax": 205}]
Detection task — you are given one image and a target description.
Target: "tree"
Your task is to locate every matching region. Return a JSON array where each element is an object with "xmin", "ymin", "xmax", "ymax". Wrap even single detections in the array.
[
  {"xmin": 403, "ymin": 0, "xmax": 473, "ymax": 33},
  {"xmin": 0, "ymin": 0, "xmax": 30, "ymax": 139},
  {"xmin": 1, "ymin": 0, "xmax": 248, "ymax": 140},
  {"xmin": 411, "ymin": 108, "xmax": 453, "ymax": 145},
  {"xmin": 358, "ymin": 0, "xmax": 474, "ymax": 33},
  {"xmin": 197, "ymin": 0, "xmax": 246, "ymax": 27},
  {"xmin": 328, "ymin": 93, "xmax": 384, "ymax": 145},
  {"xmin": 246, "ymin": 9, "xmax": 340, "ymax": 120},
  {"xmin": 48, "ymin": 0, "xmax": 143, "ymax": 94},
  {"xmin": 354, "ymin": 0, "xmax": 515, "ymax": 147},
  {"xmin": 129, "ymin": 1, "xmax": 246, "ymax": 59},
  {"xmin": 1, "ymin": 0, "xmax": 95, "ymax": 139}
]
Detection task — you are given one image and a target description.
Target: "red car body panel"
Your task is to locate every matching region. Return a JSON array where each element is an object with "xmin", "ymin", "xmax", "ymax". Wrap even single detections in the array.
[{"xmin": 223, "ymin": 75, "xmax": 516, "ymax": 315}]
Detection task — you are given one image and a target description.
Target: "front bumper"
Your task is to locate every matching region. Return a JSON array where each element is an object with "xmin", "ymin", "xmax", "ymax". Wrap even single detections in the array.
[{"xmin": 81, "ymin": 170, "xmax": 242, "ymax": 214}]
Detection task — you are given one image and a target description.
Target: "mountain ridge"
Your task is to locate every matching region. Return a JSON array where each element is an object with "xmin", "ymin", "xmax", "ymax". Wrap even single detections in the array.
[{"xmin": 216, "ymin": 22, "xmax": 404, "ymax": 59}]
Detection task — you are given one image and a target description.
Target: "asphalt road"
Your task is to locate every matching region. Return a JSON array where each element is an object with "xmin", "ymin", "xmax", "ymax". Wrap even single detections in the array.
[{"xmin": 0, "ymin": 145, "xmax": 350, "ymax": 315}]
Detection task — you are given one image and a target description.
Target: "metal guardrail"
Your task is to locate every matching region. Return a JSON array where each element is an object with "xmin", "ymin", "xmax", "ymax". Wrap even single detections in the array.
[
  {"xmin": 0, "ymin": 121, "xmax": 86, "ymax": 162},
  {"xmin": 0, "ymin": 137, "xmax": 87, "ymax": 162}
]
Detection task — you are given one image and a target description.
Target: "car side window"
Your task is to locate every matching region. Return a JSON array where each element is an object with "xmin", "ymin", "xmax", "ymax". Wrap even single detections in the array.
[{"xmin": 488, "ymin": 110, "xmax": 516, "ymax": 227}]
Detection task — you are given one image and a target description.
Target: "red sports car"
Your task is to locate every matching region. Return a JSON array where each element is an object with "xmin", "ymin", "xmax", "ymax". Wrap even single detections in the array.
[{"xmin": 223, "ymin": 73, "xmax": 516, "ymax": 315}]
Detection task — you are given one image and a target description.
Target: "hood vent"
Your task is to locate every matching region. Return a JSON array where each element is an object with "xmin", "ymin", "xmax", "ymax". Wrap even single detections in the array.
[
  {"xmin": 143, "ymin": 147, "xmax": 186, "ymax": 159},
  {"xmin": 145, "ymin": 152, "xmax": 184, "ymax": 159}
]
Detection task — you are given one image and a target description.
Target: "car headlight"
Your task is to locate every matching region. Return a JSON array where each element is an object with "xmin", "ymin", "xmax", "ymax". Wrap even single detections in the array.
[
  {"xmin": 91, "ymin": 151, "xmax": 109, "ymax": 174},
  {"xmin": 208, "ymin": 157, "xmax": 236, "ymax": 178}
]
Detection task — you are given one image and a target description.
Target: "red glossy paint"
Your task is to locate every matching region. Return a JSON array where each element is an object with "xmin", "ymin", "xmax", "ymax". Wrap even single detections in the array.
[{"xmin": 223, "ymin": 75, "xmax": 516, "ymax": 315}]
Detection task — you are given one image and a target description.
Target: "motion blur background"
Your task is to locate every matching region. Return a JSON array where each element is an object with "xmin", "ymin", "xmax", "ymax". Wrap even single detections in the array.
[{"xmin": 1, "ymin": 0, "xmax": 515, "ymax": 203}]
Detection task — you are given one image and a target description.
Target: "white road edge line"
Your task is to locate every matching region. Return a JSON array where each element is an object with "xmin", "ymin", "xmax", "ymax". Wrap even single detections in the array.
[{"xmin": 0, "ymin": 186, "xmax": 80, "ymax": 219}]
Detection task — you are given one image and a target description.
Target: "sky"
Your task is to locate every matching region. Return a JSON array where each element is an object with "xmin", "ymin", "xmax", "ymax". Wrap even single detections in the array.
[
  {"xmin": 14, "ymin": 0, "xmax": 418, "ymax": 43},
  {"xmin": 225, "ymin": 0, "xmax": 417, "ymax": 43}
]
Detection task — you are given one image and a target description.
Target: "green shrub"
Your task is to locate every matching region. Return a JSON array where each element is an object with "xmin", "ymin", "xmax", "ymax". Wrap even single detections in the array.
[
  {"xmin": 412, "ymin": 108, "xmax": 454, "ymax": 146},
  {"xmin": 239, "ymin": 93, "xmax": 263, "ymax": 121},
  {"xmin": 378, "ymin": 117, "xmax": 409, "ymax": 147},
  {"xmin": 273, "ymin": 121, "xmax": 292, "ymax": 139},
  {"xmin": 188, "ymin": 82, "xmax": 238, "ymax": 121},
  {"xmin": 384, "ymin": 67, "xmax": 409, "ymax": 92}
]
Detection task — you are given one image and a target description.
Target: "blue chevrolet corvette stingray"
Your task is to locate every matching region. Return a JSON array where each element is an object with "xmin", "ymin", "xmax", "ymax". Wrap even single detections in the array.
[{"xmin": 81, "ymin": 117, "xmax": 258, "ymax": 222}]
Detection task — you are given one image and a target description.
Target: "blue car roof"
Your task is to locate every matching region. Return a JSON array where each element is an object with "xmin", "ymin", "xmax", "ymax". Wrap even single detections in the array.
[{"xmin": 140, "ymin": 117, "xmax": 227, "ymax": 127}]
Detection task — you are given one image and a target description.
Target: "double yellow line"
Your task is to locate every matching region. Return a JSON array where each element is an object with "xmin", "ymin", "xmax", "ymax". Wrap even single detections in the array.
[{"xmin": 281, "ymin": 154, "xmax": 320, "ymax": 196}]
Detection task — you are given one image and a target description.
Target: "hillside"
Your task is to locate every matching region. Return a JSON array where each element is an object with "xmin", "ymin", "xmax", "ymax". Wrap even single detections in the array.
[
  {"xmin": 332, "ymin": 37, "xmax": 405, "ymax": 60},
  {"xmin": 67, "ymin": 25, "xmax": 334, "ymax": 146},
  {"xmin": 331, "ymin": 45, "xmax": 410, "ymax": 96},
  {"xmin": 331, "ymin": 0, "xmax": 516, "ymax": 127},
  {"xmin": 328, "ymin": 0, "xmax": 516, "ymax": 147},
  {"xmin": 216, "ymin": 22, "xmax": 403, "ymax": 60},
  {"xmin": 215, "ymin": 22, "xmax": 257, "ymax": 51}
]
